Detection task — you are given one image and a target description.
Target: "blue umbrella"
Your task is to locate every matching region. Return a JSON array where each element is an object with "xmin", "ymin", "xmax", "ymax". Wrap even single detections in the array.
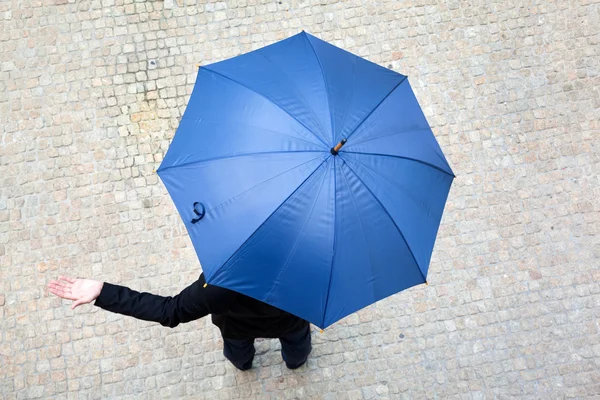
[{"xmin": 157, "ymin": 32, "xmax": 454, "ymax": 329}]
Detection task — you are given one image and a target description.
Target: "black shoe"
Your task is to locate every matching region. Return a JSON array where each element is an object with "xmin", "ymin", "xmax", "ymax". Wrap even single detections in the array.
[
  {"xmin": 285, "ymin": 359, "xmax": 307, "ymax": 370},
  {"xmin": 234, "ymin": 359, "xmax": 253, "ymax": 371}
]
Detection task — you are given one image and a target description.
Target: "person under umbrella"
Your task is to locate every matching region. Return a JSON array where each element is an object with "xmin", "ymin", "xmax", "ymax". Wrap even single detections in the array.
[
  {"xmin": 48, "ymin": 31, "xmax": 453, "ymax": 373},
  {"xmin": 47, "ymin": 273, "xmax": 311, "ymax": 371}
]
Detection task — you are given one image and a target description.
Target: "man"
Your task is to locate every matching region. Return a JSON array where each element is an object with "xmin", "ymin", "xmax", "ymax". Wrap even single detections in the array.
[{"xmin": 47, "ymin": 273, "xmax": 312, "ymax": 371}]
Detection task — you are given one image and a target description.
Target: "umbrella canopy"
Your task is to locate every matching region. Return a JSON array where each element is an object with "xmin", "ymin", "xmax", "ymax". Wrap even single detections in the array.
[{"xmin": 157, "ymin": 31, "xmax": 454, "ymax": 329}]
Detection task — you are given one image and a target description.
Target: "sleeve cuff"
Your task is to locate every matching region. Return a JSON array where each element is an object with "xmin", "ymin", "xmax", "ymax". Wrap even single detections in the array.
[{"xmin": 94, "ymin": 282, "xmax": 119, "ymax": 309}]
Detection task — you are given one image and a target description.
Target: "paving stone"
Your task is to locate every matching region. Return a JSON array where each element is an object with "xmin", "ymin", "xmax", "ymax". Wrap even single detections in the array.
[{"xmin": 1, "ymin": 0, "xmax": 599, "ymax": 399}]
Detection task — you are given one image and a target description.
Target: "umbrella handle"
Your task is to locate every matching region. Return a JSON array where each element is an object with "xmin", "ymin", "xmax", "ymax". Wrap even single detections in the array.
[
  {"xmin": 330, "ymin": 139, "xmax": 347, "ymax": 155},
  {"xmin": 191, "ymin": 202, "xmax": 206, "ymax": 224}
]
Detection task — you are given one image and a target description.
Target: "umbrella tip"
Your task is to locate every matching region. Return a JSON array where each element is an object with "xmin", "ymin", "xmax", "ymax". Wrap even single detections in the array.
[
  {"xmin": 425, "ymin": 281, "xmax": 428, "ymax": 286},
  {"xmin": 203, "ymin": 283, "xmax": 208, "ymax": 288},
  {"xmin": 320, "ymin": 329, "xmax": 324, "ymax": 334}
]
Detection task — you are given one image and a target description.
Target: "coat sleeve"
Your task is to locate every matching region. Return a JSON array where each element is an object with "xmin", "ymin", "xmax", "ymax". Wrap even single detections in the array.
[{"xmin": 94, "ymin": 273, "xmax": 218, "ymax": 328}]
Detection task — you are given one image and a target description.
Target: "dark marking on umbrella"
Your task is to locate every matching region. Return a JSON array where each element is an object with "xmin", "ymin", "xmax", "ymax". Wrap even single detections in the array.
[{"xmin": 191, "ymin": 202, "xmax": 206, "ymax": 224}]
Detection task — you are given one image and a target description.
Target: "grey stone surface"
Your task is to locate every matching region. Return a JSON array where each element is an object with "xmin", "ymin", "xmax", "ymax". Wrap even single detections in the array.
[{"xmin": 1, "ymin": 0, "xmax": 599, "ymax": 399}]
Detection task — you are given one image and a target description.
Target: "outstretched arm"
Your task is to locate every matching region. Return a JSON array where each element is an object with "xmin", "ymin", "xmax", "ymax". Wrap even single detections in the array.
[{"xmin": 48, "ymin": 274, "xmax": 217, "ymax": 328}]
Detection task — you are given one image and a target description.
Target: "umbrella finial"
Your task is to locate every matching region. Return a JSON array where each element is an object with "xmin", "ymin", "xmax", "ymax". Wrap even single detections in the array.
[{"xmin": 330, "ymin": 139, "xmax": 347, "ymax": 155}]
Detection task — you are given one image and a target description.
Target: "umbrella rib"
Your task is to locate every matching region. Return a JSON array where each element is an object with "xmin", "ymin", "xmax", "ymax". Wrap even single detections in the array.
[
  {"xmin": 345, "ymin": 127, "xmax": 434, "ymax": 148},
  {"xmin": 208, "ymin": 156, "xmax": 330, "ymax": 284},
  {"xmin": 304, "ymin": 32, "xmax": 334, "ymax": 144},
  {"xmin": 342, "ymin": 159, "xmax": 428, "ymax": 283},
  {"xmin": 202, "ymin": 66, "xmax": 329, "ymax": 148},
  {"xmin": 342, "ymin": 155, "xmax": 434, "ymax": 218},
  {"xmin": 323, "ymin": 160, "xmax": 379, "ymax": 326},
  {"xmin": 321, "ymin": 156, "xmax": 338, "ymax": 328},
  {"xmin": 335, "ymin": 57, "xmax": 357, "ymax": 144},
  {"xmin": 201, "ymin": 155, "xmax": 325, "ymax": 217},
  {"xmin": 254, "ymin": 50, "xmax": 330, "ymax": 145},
  {"xmin": 342, "ymin": 151, "xmax": 455, "ymax": 178},
  {"xmin": 344, "ymin": 76, "xmax": 408, "ymax": 142},
  {"xmin": 263, "ymin": 158, "xmax": 331, "ymax": 304},
  {"xmin": 157, "ymin": 150, "xmax": 325, "ymax": 174},
  {"xmin": 182, "ymin": 116, "xmax": 329, "ymax": 150}
]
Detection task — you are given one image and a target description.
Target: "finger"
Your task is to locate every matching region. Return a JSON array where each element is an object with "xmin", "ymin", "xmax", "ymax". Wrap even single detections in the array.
[
  {"xmin": 48, "ymin": 281, "xmax": 72, "ymax": 293},
  {"xmin": 48, "ymin": 287, "xmax": 70, "ymax": 299},
  {"xmin": 49, "ymin": 280, "xmax": 70, "ymax": 289},
  {"xmin": 58, "ymin": 276, "xmax": 76, "ymax": 284},
  {"xmin": 48, "ymin": 285, "xmax": 77, "ymax": 301},
  {"xmin": 52, "ymin": 281, "xmax": 73, "ymax": 293}
]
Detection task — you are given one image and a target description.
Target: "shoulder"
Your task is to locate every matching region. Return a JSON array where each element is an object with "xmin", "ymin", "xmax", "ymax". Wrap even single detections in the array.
[{"xmin": 198, "ymin": 273, "xmax": 239, "ymax": 312}]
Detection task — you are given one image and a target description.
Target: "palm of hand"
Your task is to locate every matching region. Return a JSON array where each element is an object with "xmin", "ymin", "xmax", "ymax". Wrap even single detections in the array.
[{"xmin": 47, "ymin": 276, "xmax": 103, "ymax": 309}]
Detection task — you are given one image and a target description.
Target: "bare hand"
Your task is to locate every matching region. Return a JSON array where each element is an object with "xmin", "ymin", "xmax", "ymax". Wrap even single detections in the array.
[{"xmin": 47, "ymin": 276, "xmax": 104, "ymax": 309}]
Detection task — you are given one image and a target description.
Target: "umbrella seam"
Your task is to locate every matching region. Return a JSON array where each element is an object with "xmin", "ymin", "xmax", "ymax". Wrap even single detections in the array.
[
  {"xmin": 326, "ymin": 160, "xmax": 379, "ymax": 326},
  {"xmin": 342, "ymin": 155, "xmax": 435, "ymax": 220},
  {"xmin": 263, "ymin": 157, "xmax": 331, "ymax": 305},
  {"xmin": 180, "ymin": 116, "xmax": 329, "ymax": 150},
  {"xmin": 344, "ymin": 76, "xmax": 408, "ymax": 143},
  {"xmin": 157, "ymin": 150, "xmax": 325, "ymax": 174},
  {"xmin": 254, "ymin": 50, "xmax": 330, "ymax": 146},
  {"xmin": 199, "ymin": 155, "xmax": 326, "ymax": 217},
  {"xmin": 342, "ymin": 159, "xmax": 428, "ymax": 282},
  {"xmin": 207, "ymin": 155, "xmax": 330, "ymax": 285},
  {"xmin": 202, "ymin": 66, "xmax": 329, "ymax": 148},
  {"xmin": 321, "ymin": 156, "xmax": 338, "ymax": 328},
  {"xmin": 342, "ymin": 151, "xmax": 455, "ymax": 178},
  {"xmin": 335, "ymin": 57, "xmax": 358, "ymax": 144},
  {"xmin": 304, "ymin": 32, "xmax": 335, "ymax": 145},
  {"xmin": 344, "ymin": 127, "xmax": 433, "ymax": 148}
]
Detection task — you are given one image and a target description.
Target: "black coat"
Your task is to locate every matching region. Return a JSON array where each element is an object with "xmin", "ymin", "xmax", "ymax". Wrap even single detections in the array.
[{"xmin": 94, "ymin": 273, "xmax": 308, "ymax": 339}]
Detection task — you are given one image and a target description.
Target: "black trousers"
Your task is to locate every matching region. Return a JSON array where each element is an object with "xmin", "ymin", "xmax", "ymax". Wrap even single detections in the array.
[{"xmin": 223, "ymin": 324, "xmax": 312, "ymax": 370}]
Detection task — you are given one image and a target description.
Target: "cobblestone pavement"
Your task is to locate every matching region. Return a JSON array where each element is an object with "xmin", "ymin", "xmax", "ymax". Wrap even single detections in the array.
[{"xmin": 1, "ymin": 0, "xmax": 599, "ymax": 399}]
